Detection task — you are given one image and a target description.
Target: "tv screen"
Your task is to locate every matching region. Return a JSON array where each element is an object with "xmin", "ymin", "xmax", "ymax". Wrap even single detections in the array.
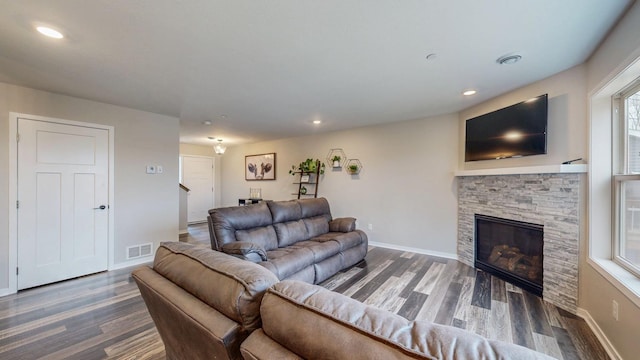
[{"xmin": 465, "ymin": 94, "xmax": 548, "ymax": 162}]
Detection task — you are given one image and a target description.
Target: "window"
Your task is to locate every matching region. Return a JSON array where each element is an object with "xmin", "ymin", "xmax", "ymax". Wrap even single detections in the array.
[{"xmin": 614, "ymin": 80, "xmax": 640, "ymax": 277}]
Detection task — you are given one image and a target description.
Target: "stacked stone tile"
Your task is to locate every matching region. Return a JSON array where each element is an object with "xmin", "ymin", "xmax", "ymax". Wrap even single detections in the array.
[{"xmin": 458, "ymin": 173, "xmax": 581, "ymax": 313}]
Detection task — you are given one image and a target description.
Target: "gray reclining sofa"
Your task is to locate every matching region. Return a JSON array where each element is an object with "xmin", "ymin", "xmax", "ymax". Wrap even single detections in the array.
[{"xmin": 207, "ymin": 197, "xmax": 368, "ymax": 284}]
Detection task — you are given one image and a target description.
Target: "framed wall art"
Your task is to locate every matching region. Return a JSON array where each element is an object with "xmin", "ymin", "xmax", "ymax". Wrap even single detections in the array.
[{"xmin": 245, "ymin": 153, "xmax": 276, "ymax": 181}]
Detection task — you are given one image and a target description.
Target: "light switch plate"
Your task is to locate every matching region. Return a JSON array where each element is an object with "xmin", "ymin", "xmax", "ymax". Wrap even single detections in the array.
[
  {"xmin": 157, "ymin": 165, "xmax": 163, "ymax": 174},
  {"xmin": 146, "ymin": 165, "xmax": 156, "ymax": 174}
]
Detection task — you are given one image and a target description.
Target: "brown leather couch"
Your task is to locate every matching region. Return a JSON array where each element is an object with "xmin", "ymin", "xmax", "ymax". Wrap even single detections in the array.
[
  {"xmin": 132, "ymin": 242, "xmax": 279, "ymax": 360},
  {"xmin": 134, "ymin": 243, "xmax": 553, "ymax": 360},
  {"xmin": 207, "ymin": 197, "xmax": 368, "ymax": 284},
  {"xmin": 241, "ymin": 280, "xmax": 554, "ymax": 360}
]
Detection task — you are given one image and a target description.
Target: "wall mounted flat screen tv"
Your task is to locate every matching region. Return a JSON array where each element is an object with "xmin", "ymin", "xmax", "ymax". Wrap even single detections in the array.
[{"xmin": 465, "ymin": 94, "xmax": 548, "ymax": 162}]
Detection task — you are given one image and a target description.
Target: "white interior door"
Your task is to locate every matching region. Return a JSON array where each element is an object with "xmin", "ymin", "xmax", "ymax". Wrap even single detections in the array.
[
  {"xmin": 17, "ymin": 117, "xmax": 109, "ymax": 289},
  {"xmin": 181, "ymin": 156, "xmax": 214, "ymax": 223}
]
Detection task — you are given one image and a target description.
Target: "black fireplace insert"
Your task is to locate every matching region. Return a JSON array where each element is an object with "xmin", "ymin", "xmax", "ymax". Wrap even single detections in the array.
[{"xmin": 474, "ymin": 214, "xmax": 543, "ymax": 296}]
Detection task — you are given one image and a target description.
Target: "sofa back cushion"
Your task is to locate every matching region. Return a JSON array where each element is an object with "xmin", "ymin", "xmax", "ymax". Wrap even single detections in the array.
[
  {"xmin": 235, "ymin": 225, "xmax": 278, "ymax": 251},
  {"xmin": 299, "ymin": 197, "xmax": 332, "ymax": 219},
  {"xmin": 274, "ymin": 220, "xmax": 309, "ymax": 247},
  {"xmin": 259, "ymin": 280, "xmax": 552, "ymax": 360},
  {"xmin": 151, "ymin": 242, "xmax": 279, "ymax": 331},
  {"xmin": 303, "ymin": 216, "xmax": 330, "ymax": 238},
  {"xmin": 267, "ymin": 199, "xmax": 302, "ymax": 223},
  {"xmin": 209, "ymin": 203, "xmax": 274, "ymax": 249}
]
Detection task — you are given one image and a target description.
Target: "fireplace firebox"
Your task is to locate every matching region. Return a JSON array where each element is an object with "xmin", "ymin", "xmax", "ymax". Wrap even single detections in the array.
[{"xmin": 474, "ymin": 214, "xmax": 543, "ymax": 296}]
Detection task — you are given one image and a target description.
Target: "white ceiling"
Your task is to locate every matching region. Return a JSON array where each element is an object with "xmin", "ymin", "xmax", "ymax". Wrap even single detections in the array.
[{"xmin": 0, "ymin": 1, "xmax": 632, "ymax": 146}]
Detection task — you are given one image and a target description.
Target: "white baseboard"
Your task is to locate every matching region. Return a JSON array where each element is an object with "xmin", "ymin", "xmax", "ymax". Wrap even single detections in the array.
[
  {"xmin": 368, "ymin": 241, "xmax": 458, "ymax": 260},
  {"xmin": 109, "ymin": 256, "xmax": 154, "ymax": 271},
  {"xmin": 576, "ymin": 307, "xmax": 621, "ymax": 360},
  {"xmin": 0, "ymin": 288, "xmax": 16, "ymax": 298}
]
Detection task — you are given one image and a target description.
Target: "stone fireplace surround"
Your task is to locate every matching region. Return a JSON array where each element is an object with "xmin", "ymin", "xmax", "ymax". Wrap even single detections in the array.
[{"xmin": 456, "ymin": 165, "xmax": 585, "ymax": 313}]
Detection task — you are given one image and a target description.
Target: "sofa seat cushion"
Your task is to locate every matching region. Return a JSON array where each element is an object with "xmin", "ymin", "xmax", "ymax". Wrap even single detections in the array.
[
  {"xmin": 288, "ymin": 240, "xmax": 341, "ymax": 263},
  {"xmin": 260, "ymin": 247, "xmax": 315, "ymax": 280},
  {"xmin": 150, "ymin": 242, "xmax": 279, "ymax": 331},
  {"xmin": 258, "ymin": 280, "xmax": 553, "ymax": 360},
  {"xmin": 312, "ymin": 231, "xmax": 364, "ymax": 251}
]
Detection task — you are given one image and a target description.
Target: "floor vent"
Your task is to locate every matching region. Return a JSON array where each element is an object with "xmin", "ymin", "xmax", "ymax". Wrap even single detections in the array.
[{"xmin": 126, "ymin": 243, "xmax": 153, "ymax": 260}]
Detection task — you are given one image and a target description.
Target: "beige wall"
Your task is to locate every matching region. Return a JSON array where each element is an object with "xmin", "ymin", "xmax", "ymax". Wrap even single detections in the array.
[
  {"xmin": 459, "ymin": 64, "xmax": 588, "ymax": 170},
  {"xmin": 180, "ymin": 143, "xmax": 215, "ymax": 157},
  {"xmin": 456, "ymin": 3, "xmax": 640, "ymax": 358},
  {"xmin": 221, "ymin": 114, "xmax": 460, "ymax": 256},
  {"xmin": 583, "ymin": 2, "xmax": 640, "ymax": 359},
  {"xmin": 0, "ymin": 82, "xmax": 180, "ymax": 292}
]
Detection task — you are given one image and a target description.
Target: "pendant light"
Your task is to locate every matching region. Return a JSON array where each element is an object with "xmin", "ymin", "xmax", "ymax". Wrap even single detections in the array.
[{"xmin": 214, "ymin": 139, "xmax": 226, "ymax": 155}]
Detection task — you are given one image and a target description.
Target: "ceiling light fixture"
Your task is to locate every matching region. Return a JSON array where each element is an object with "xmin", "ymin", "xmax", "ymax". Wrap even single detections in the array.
[
  {"xmin": 214, "ymin": 139, "xmax": 226, "ymax": 155},
  {"xmin": 463, "ymin": 90, "xmax": 477, "ymax": 96},
  {"xmin": 36, "ymin": 26, "xmax": 64, "ymax": 39},
  {"xmin": 313, "ymin": 120, "xmax": 321, "ymax": 125},
  {"xmin": 496, "ymin": 54, "xmax": 522, "ymax": 65},
  {"xmin": 203, "ymin": 120, "xmax": 212, "ymax": 125}
]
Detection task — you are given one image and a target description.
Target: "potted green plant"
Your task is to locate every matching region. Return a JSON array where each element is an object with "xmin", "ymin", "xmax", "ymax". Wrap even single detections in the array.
[
  {"xmin": 289, "ymin": 158, "xmax": 326, "ymax": 175},
  {"xmin": 331, "ymin": 155, "xmax": 341, "ymax": 167},
  {"xmin": 347, "ymin": 163, "xmax": 359, "ymax": 174},
  {"xmin": 300, "ymin": 186, "xmax": 307, "ymax": 195}
]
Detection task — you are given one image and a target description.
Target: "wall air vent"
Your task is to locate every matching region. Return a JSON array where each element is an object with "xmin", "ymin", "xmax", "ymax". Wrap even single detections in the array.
[{"xmin": 126, "ymin": 243, "xmax": 153, "ymax": 260}]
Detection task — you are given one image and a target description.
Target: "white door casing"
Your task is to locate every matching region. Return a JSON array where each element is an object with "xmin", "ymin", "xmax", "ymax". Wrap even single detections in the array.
[
  {"xmin": 16, "ymin": 116, "xmax": 111, "ymax": 290},
  {"xmin": 181, "ymin": 155, "xmax": 214, "ymax": 223}
]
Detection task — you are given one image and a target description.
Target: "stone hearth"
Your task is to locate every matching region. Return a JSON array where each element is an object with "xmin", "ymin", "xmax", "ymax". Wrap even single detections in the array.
[{"xmin": 457, "ymin": 172, "xmax": 581, "ymax": 313}]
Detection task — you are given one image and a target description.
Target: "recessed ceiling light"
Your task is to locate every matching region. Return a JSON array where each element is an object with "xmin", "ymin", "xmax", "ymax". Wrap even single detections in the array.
[
  {"xmin": 313, "ymin": 120, "xmax": 321, "ymax": 125},
  {"xmin": 202, "ymin": 120, "xmax": 212, "ymax": 125},
  {"xmin": 496, "ymin": 54, "xmax": 522, "ymax": 65},
  {"xmin": 463, "ymin": 90, "xmax": 477, "ymax": 96},
  {"xmin": 36, "ymin": 26, "xmax": 64, "ymax": 39}
]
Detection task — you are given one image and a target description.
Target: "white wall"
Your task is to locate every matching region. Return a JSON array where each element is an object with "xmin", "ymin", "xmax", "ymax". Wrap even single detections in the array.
[
  {"xmin": 0, "ymin": 82, "xmax": 180, "ymax": 292},
  {"xmin": 220, "ymin": 114, "xmax": 459, "ymax": 256}
]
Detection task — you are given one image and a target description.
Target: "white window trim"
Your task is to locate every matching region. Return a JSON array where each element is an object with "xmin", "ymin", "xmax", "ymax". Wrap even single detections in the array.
[{"xmin": 589, "ymin": 53, "xmax": 640, "ymax": 308}]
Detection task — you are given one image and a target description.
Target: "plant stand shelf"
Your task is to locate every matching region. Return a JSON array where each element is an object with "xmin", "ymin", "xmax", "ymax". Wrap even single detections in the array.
[{"xmin": 292, "ymin": 160, "xmax": 321, "ymax": 199}]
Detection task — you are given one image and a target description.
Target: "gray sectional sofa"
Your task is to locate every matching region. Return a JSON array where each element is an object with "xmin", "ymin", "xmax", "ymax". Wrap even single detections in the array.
[
  {"xmin": 207, "ymin": 197, "xmax": 368, "ymax": 284},
  {"xmin": 133, "ymin": 242, "xmax": 554, "ymax": 360}
]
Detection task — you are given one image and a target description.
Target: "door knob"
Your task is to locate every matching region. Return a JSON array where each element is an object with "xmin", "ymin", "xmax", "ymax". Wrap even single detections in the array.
[{"xmin": 93, "ymin": 205, "xmax": 107, "ymax": 210}]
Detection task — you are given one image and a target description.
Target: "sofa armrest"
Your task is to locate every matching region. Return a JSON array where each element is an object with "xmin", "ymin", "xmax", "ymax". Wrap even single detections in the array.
[
  {"xmin": 222, "ymin": 241, "xmax": 268, "ymax": 262},
  {"xmin": 329, "ymin": 217, "xmax": 356, "ymax": 232},
  {"xmin": 207, "ymin": 215, "xmax": 220, "ymax": 250}
]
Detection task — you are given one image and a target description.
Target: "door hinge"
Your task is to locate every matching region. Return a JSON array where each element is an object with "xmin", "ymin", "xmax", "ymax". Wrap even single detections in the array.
[
  {"xmin": 16, "ymin": 133, "xmax": 20, "ymax": 143},
  {"xmin": 16, "ymin": 267, "xmax": 19, "ymax": 275},
  {"xmin": 16, "ymin": 200, "xmax": 19, "ymax": 209}
]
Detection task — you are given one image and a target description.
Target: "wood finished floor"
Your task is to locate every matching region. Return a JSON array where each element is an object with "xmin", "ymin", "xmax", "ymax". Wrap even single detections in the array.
[{"xmin": 0, "ymin": 223, "xmax": 608, "ymax": 359}]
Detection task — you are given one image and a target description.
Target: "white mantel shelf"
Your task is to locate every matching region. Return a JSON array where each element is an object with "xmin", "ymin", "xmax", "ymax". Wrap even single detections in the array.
[{"xmin": 454, "ymin": 164, "xmax": 588, "ymax": 177}]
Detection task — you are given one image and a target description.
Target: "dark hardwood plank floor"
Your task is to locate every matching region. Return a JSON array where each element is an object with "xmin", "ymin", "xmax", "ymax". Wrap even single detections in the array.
[{"xmin": 0, "ymin": 223, "xmax": 609, "ymax": 359}]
